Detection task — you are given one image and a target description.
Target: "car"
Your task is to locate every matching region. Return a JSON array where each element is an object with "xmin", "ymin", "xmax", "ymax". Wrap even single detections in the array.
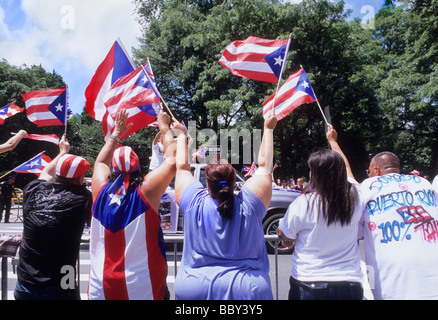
[
  {"xmin": 160, "ymin": 163, "xmax": 300, "ymax": 254},
  {"xmin": 11, "ymin": 188, "xmax": 23, "ymax": 205}
]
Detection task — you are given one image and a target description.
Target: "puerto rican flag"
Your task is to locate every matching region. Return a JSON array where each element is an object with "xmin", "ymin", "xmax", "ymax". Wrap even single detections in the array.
[
  {"xmin": 13, "ymin": 152, "xmax": 52, "ymax": 177},
  {"xmin": 244, "ymin": 162, "xmax": 257, "ymax": 177},
  {"xmin": 22, "ymin": 88, "xmax": 68, "ymax": 127},
  {"xmin": 85, "ymin": 39, "xmax": 135, "ymax": 121},
  {"xmin": 219, "ymin": 36, "xmax": 290, "ymax": 83},
  {"xmin": 263, "ymin": 68, "xmax": 317, "ymax": 121},
  {"xmin": 101, "ymin": 62, "xmax": 161, "ymax": 141},
  {"xmin": 24, "ymin": 134, "xmax": 60, "ymax": 145},
  {"xmin": 192, "ymin": 146, "xmax": 206, "ymax": 161},
  {"xmin": 0, "ymin": 103, "xmax": 24, "ymax": 124},
  {"xmin": 104, "ymin": 62, "xmax": 160, "ymax": 115},
  {"xmin": 89, "ymin": 183, "xmax": 167, "ymax": 300}
]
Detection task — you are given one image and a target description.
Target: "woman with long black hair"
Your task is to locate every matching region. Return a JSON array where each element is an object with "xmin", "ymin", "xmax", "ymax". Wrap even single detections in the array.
[{"xmin": 277, "ymin": 124, "xmax": 367, "ymax": 300}]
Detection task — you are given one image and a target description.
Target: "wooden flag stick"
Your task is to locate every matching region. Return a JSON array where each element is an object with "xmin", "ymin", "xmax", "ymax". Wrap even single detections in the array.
[{"xmin": 315, "ymin": 99, "xmax": 330, "ymax": 126}]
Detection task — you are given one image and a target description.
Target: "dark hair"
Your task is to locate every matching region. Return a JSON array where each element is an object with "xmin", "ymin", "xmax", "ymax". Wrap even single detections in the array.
[
  {"xmin": 109, "ymin": 170, "xmax": 144, "ymax": 189},
  {"xmin": 306, "ymin": 149, "xmax": 358, "ymax": 226},
  {"xmin": 205, "ymin": 163, "xmax": 236, "ymax": 219}
]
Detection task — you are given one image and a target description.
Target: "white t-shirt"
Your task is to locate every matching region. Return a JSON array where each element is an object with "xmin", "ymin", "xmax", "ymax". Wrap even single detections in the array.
[
  {"xmin": 149, "ymin": 142, "xmax": 165, "ymax": 171},
  {"xmin": 360, "ymin": 173, "xmax": 438, "ymax": 300},
  {"xmin": 279, "ymin": 177, "xmax": 366, "ymax": 283},
  {"xmin": 432, "ymin": 175, "xmax": 438, "ymax": 192}
]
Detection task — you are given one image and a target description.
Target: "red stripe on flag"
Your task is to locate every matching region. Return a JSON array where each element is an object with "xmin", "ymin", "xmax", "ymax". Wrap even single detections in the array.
[
  {"xmin": 217, "ymin": 63, "xmax": 278, "ymax": 83},
  {"xmin": 103, "ymin": 229, "xmax": 129, "ymax": 300},
  {"xmin": 22, "ymin": 88, "xmax": 66, "ymax": 100},
  {"xmin": 221, "ymin": 49, "xmax": 269, "ymax": 63}
]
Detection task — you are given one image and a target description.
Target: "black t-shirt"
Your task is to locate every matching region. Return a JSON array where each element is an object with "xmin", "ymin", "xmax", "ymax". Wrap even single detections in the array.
[{"xmin": 17, "ymin": 179, "xmax": 92, "ymax": 288}]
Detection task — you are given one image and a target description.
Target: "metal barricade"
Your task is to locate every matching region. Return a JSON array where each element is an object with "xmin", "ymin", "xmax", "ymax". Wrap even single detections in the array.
[{"xmin": 163, "ymin": 234, "xmax": 281, "ymax": 300}]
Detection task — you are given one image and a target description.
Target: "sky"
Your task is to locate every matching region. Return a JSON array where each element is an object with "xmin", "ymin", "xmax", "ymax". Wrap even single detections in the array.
[{"xmin": 0, "ymin": 0, "xmax": 385, "ymax": 116}]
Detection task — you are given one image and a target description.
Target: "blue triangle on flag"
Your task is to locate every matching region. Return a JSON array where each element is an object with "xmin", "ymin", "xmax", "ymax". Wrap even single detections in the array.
[
  {"xmin": 264, "ymin": 44, "xmax": 288, "ymax": 80},
  {"xmin": 47, "ymin": 90, "xmax": 68, "ymax": 125}
]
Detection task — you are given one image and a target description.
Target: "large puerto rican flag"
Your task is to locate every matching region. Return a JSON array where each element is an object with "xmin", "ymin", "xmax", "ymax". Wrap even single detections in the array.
[
  {"xmin": 101, "ymin": 62, "xmax": 161, "ymax": 141},
  {"xmin": 0, "ymin": 103, "xmax": 24, "ymax": 124},
  {"xmin": 22, "ymin": 88, "xmax": 68, "ymax": 127},
  {"xmin": 262, "ymin": 68, "xmax": 317, "ymax": 121},
  {"xmin": 85, "ymin": 39, "xmax": 135, "ymax": 121},
  {"xmin": 219, "ymin": 36, "xmax": 289, "ymax": 83},
  {"xmin": 88, "ymin": 183, "xmax": 167, "ymax": 300}
]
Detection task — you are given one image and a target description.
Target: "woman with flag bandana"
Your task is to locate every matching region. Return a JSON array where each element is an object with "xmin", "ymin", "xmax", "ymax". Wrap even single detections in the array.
[{"xmin": 88, "ymin": 109, "xmax": 176, "ymax": 300}]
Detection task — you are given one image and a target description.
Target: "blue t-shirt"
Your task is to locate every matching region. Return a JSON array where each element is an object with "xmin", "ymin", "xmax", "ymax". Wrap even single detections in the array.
[{"xmin": 174, "ymin": 181, "xmax": 273, "ymax": 300}]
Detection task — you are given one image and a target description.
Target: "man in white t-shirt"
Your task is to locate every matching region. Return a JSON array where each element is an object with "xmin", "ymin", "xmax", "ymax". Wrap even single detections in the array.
[{"xmin": 360, "ymin": 152, "xmax": 438, "ymax": 300}]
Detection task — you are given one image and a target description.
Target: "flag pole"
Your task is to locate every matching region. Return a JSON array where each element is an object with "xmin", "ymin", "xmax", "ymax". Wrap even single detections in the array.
[
  {"xmin": 299, "ymin": 64, "xmax": 330, "ymax": 126},
  {"xmin": 143, "ymin": 58, "xmax": 177, "ymax": 121},
  {"xmin": 271, "ymin": 33, "xmax": 292, "ymax": 116},
  {"xmin": 64, "ymin": 87, "xmax": 69, "ymax": 136},
  {"xmin": 0, "ymin": 151, "xmax": 45, "ymax": 180}
]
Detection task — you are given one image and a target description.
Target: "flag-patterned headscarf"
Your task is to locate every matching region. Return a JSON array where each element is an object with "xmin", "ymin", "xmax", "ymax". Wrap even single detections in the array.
[
  {"xmin": 56, "ymin": 154, "xmax": 90, "ymax": 179},
  {"xmin": 108, "ymin": 147, "xmax": 140, "ymax": 195}
]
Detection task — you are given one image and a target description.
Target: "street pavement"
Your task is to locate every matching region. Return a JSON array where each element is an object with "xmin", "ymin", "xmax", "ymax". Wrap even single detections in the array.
[{"xmin": 0, "ymin": 206, "xmax": 373, "ymax": 300}]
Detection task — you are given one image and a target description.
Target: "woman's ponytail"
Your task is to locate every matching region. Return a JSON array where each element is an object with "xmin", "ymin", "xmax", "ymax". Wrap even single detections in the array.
[{"xmin": 205, "ymin": 163, "xmax": 236, "ymax": 219}]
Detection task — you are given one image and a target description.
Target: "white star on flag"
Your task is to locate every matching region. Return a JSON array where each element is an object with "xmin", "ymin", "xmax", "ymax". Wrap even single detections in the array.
[
  {"xmin": 274, "ymin": 56, "xmax": 284, "ymax": 66},
  {"xmin": 30, "ymin": 160, "xmax": 40, "ymax": 168},
  {"xmin": 109, "ymin": 193, "xmax": 124, "ymax": 206},
  {"xmin": 55, "ymin": 103, "xmax": 64, "ymax": 112}
]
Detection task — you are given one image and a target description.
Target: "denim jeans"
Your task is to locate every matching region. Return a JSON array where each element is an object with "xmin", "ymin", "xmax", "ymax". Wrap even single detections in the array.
[
  {"xmin": 14, "ymin": 281, "xmax": 80, "ymax": 300},
  {"xmin": 289, "ymin": 276, "xmax": 363, "ymax": 300}
]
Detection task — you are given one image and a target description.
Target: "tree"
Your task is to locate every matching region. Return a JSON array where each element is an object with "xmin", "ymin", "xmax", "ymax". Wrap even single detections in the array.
[{"xmin": 133, "ymin": 0, "xmax": 378, "ymax": 180}]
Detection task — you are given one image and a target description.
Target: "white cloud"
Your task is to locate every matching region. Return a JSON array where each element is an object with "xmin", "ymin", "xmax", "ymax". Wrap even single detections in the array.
[{"xmin": 0, "ymin": 0, "xmax": 142, "ymax": 113}]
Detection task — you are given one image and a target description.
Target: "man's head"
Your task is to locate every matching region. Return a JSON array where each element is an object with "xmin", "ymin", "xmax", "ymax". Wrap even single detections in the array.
[
  {"xmin": 367, "ymin": 152, "xmax": 400, "ymax": 178},
  {"xmin": 55, "ymin": 154, "xmax": 90, "ymax": 185},
  {"xmin": 7, "ymin": 175, "xmax": 16, "ymax": 184}
]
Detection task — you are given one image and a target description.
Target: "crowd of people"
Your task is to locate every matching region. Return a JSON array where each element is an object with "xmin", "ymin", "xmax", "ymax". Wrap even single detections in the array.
[{"xmin": 1, "ymin": 110, "xmax": 438, "ymax": 300}]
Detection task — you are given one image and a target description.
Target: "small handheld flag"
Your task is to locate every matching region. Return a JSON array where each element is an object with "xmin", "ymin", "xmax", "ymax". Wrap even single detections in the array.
[
  {"xmin": 244, "ymin": 162, "xmax": 257, "ymax": 177},
  {"xmin": 21, "ymin": 134, "xmax": 60, "ymax": 145},
  {"xmin": 263, "ymin": 68, "xmax": 317, "ymax": 121},
  {"xmin": 192, "ymin": 147, "xmax": 206, "ymax": 162},
  {"xmin": 219, "ymin": 36, "xmax": 289, "ymax": 83},
  {"xmin": 13, "ymin": 152, "xmax": 52, "ymax": 177},
  {"xmin": 0, "ymin": 103, "xmax": 24, "ymax": 124},
  {"xmin": 22, "ymin": 88, "xmax": 68, "ymax": 127}
]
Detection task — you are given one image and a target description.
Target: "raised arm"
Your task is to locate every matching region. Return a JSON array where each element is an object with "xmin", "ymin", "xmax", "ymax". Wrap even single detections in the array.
[
  {"xmin": 140, "ymin": 111, "xmax": 178, "ymax": 212},
  {"xmin": 174, "ymin": 121, "xmax": 196, "ymax": 203},
  {"xmin": 39, "ymin": 134, "xmax": 70, "ymax": 182},
  {"xmin": 0, "ymin": 130, "xmax": 27, "ymax": 154},
  {"xmin": 92, "ymin": 110, "xmax": 132, "ymax": 200},
  {"xmin": 244, "ymin": 114, "xmax": 277, "ymax": 209},
  {"xmin": 326, "ymin": 124, "xmax": 354, "ymax": 180}
]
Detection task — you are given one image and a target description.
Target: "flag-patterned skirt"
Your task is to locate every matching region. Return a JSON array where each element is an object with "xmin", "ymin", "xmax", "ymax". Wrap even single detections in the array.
[{"xmin": 88, "ymin": 183, "xmax": 167, "ymax": 300}]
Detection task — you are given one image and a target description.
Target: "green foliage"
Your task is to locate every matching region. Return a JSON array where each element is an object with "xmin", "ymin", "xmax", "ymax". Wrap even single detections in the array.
[{"xmin": 2, "ymin": 0, "xmax": 438, "ymax": 187}]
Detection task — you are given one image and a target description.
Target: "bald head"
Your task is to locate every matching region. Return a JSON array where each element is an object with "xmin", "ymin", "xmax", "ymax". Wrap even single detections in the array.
[{"xmin": 368, "ymin": 152, "xmax": 400, "ymax": 177}]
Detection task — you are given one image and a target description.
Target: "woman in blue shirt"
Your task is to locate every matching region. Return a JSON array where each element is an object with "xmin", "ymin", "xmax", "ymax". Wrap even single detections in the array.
[{"xmin": 173, "ymin": 115, "xmax": 277, "ymax": 300}]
